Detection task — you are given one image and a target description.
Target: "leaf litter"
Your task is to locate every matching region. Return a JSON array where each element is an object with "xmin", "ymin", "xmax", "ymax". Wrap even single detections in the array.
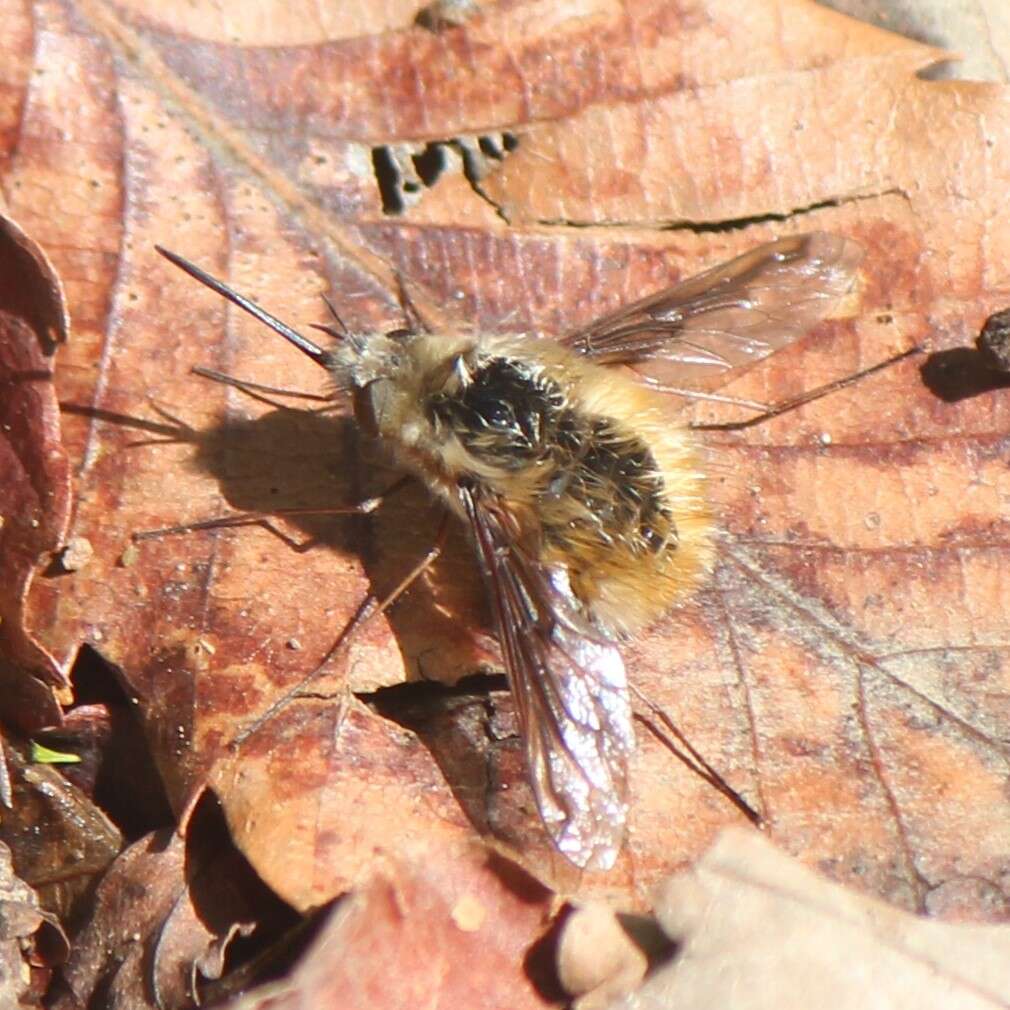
[{"xmin": 2, "ymin": 0, "xmax": 1010, "ymax": 1005}]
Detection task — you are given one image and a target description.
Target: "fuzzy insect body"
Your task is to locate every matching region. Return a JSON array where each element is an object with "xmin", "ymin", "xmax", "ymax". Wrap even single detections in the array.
[
  {"xmin": 155, "ymin": 232, "xmax": 865, "ymax": 870},
  {"xmin": 343, "ymin": 332, "xmax": 713, "ymax": 639}
]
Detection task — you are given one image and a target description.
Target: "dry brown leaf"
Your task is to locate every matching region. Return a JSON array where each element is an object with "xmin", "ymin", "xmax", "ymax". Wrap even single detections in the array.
[
  {"xmin": 53, "ymin": 800, "xmax": 272, "ymax": 1010},
  {"xmin": 0, "ymin": 212, "xmax": 71, "ymax": 738},
  {"xmin": 823, "ymin": 0, "xmax": 1010, "ymax": 84},
  {"xmin": 615, "ymin": 828, "xmax": 1010, "ymax": 1009},
  {"xmin": 216, "ymin": 842, "xmax": 557, "ymax": 1010},
  {"xmin": 0, "ymin": 839, "xmax": 67, "ymax": 1009},
  {"xmin": 4, "ymin": 0, "xmax": 1009, "ymax": 946},
  {"xmin": 0, "ymin": 741, "xmax": 121, "ymax": 923}
]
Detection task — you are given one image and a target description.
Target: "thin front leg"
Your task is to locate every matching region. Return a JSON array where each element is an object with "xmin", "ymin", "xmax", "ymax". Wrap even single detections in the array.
[
  {"xmin": 631, "ymin": 683, "xmax": 762, "ymax": 827},
  {"xmin": 132, "ymin": 475, "xmax": 414, "ymax": 541},
  {"xmin": 232, "ymin": 510, "xmax": 452, "ymax": 746},
  {"xmin": 366, "ymin": 508, "xmax": 452, "ymax": 621},
  {"xmin": 191, "ymin": 365, "xmax": 332, "ymax": 406}
]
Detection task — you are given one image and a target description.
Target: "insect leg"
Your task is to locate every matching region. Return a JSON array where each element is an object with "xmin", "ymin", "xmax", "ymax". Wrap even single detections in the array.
[
  {"xmin": 191, "ymin": 365, "xmax": 333, "ymax": 408},
  {"xmin": 131, "ymin": 475, "xmax": 414, "ymax": 542},
  {"xmin": 232, "ymin": 510, "xmax": 451, "ymax": 746},
  {"xmin": 356, "ymin": 509, "xmax": 451, "ymax": 634},
  {"xmin": 393, "ymin": 272, "xmax": 433, "ymax": 334},
  {"xmin": 626, "ymin": 375, "xmax": 773, "ymax": 412},
  {"xmin": 692, "ymin": 346, "xmax": 921, "ymax": 432},
  {"xmin": 630, "ymin": 684, "xmax": 762, "ymax": 827},
  {"xmin": 299, "ymin": 509, "xmax": 450, "ymax": 681}
]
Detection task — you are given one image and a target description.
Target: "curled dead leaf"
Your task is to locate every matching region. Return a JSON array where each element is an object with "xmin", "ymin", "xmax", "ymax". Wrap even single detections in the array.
[
  {"xmin": 53, "ymin": 794, "xmax": 280, "ymax": 1010},
  {"xmin": 619, "ymin": 829, "xmax": 1010, "ymax": 1010},
  {"xmin": 0, "ymin": 213, "xmax": 71, "ymax": 736},
  {"xmin": 556, "ymin": 902, "xmax": 648, "ymax": 1010}
]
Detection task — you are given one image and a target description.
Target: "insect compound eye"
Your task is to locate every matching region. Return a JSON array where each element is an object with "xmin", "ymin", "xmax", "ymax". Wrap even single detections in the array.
[
  {"xmin": 482, "ymin": 401, "xmax": 515, "ymax": 428},
  {"xmin": 353, "ymin": 377, "xmax": 394, "ymax": 437}
]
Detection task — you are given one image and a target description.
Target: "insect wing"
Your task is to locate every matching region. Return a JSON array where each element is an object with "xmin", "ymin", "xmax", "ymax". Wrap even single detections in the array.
[
  {"xmin": 460, "ymin": 486, "xmax": 634, "ymax": 870},
  {"xmin": 562, "ymin": 232, "xmax": 862, "ymax": 387}
]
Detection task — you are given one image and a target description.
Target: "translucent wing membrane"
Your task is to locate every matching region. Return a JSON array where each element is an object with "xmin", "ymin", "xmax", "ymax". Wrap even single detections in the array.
[
  {"xmin": 460, "ymin": 486, "xmax": 634, "ymax": 870},
  {"xmin": 562, "ymin": 232, "xmax": 863, "ymax": 387}
]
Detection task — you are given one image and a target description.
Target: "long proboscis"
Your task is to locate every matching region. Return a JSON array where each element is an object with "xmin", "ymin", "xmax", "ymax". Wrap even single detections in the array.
[{"xmin": 155, "ymin": 246, "xmax": 331, "ymax": 369}]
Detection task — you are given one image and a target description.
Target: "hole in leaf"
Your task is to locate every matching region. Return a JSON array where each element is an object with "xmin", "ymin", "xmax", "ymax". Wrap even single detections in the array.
[
  {"xmin": 372, "ymin": 134, "xmax": 520, "ymax": 215},
  {"xmin": 35, "ymin": 644, "xmax": 175, "ymax": 840},
  {"xmin": 371, "ymin": 145, "xmax": 405, "ymax": 214},
  {"xmin": 413, "ymin": 143, "xmax": 449, "ymax": 186},
  {"xmin": 477, "ymin": 135, "xmax": 502, "ymax": 159}
]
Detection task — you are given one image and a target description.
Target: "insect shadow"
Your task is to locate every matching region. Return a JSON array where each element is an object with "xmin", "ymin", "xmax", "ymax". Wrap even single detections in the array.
[
  {"xmin": 184, "ymin": 399, "xmax": 559, "ymax": 854},
  {"xmin": 62, "ymin": 394, "xmax": 547, "ymax": 853},
  {"xmin": 919, "ymin": 347, "xmax": 1010, "ymax": 402}
]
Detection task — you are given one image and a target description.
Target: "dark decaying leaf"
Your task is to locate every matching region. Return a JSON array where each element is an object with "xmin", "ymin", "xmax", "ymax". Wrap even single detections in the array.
[
  {"xmin": 0, "ymin": 741, "xmax": 121, "ymax": 925},
  {"xmin": 217, "ymin": 842, "xmax": 557, "ymax": 1010},
  {"xmin": 52, "ymin": 793, "xmax": 276, "ymax": 1010},
  {"xmin": 0, "ymin": 213, "xmax": 71, "ymax": 735},
  {"xmin": 0, "ymin": 839, "xmax": 68, "ymax": 1009}
]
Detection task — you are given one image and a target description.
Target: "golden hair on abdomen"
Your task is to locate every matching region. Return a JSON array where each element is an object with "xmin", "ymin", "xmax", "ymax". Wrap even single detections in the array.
[{"xmin": 364, "ymin": 330, "xmax": 714, "ymax": 639}]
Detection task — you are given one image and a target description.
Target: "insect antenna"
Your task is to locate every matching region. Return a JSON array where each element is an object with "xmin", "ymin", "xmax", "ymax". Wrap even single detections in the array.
[
  {"xmin": 155, "ymin": 246, "xmax": 331, "ymax": 369},
  {"xmin": 309, "ymin": 293, "xmax": 351, "ymax": 342}
]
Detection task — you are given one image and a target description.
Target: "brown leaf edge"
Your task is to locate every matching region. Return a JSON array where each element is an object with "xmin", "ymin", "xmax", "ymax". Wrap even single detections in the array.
[
  {"xmin": 0, "ymin": 838, "xmax": 69, "ymax": 1007},
  {"xmin": 615, "ymin": 829, "xmax": 1010, "ymax": 1009},
  {"xmin": 0, "ymin": 212, "xmax": 72, "ymax": 746}
]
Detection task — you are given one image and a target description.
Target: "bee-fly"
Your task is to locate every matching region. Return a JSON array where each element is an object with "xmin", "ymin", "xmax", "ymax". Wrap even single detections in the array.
[{"xmin": 151, "ymin": 234, "xmax": 912, "ymax": 870}]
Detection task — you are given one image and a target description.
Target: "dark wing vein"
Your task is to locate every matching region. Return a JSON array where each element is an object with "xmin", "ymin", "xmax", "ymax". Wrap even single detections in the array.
[
  {"xmin": 460, "ymin": 485, "xmax": 634, "ymax": 870},
  {"xmin": 562, "ymin": 232, "xmax": 862, "ymax": 384}
]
